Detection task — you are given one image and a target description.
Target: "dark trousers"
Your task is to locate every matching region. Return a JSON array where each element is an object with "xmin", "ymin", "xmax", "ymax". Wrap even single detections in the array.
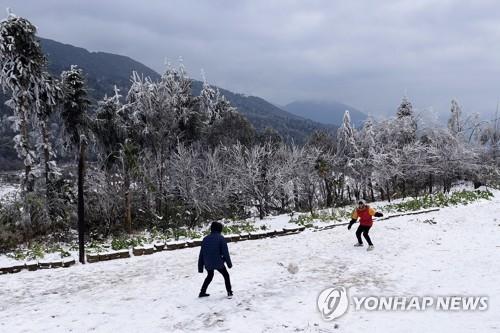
[
  {"xmin": 201, "ymin": 267, "xmax": 232, "ymax": 293},
  {"xmin": 356, "ymin": 225, "xmax": 373, "ymax": 245}
]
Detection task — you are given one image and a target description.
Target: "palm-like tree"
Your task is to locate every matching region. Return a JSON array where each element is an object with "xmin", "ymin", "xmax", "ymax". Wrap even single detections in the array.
[{"xmin": 60, "ymin": 65, "xmax": 90, "ymax": 264}]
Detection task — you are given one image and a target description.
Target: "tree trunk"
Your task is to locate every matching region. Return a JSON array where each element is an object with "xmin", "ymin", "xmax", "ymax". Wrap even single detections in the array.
[
  {"xmin": 428, "ymin": 174, "xmax": 433, "ymax": 194},
  {"xmin": 259, "ymin": 198, "xmax": 265, "ymax": 220},
  {"xmin": 41, "ymin": 120, "xmax": 58, "ymax": 222},
  {"xmin": 293, "ymin": 182, "xmax": 300, "ymax": 211},
  {"xmin": 156, "ymin": 165, "xmax": 163, "ymax": 216},
  {"xmin": 379, "ymin": 187, "xmax": 385, "ymax": 201},
  {"xmin": 280, "ymin": 189, "xmax": 287, "ymax": 213},
  {"xmin": 325, "ymin": 179, "xmax": 333, "ymax": 207},
  {"xmin": 340, "ymin": 176, "xmax": 345, "ymax": 201},
  {"xmin": 78, "ymin": 141, "xmax": 86, "ymax": 264},
  {"xmin": 19, "ymin": 105, "xmax": 34, "ymax": 193},
  {"xmin": 17, "ymin": 101, "xmax": 34, "ymax": 227},
  {"xmin": 369, "ymin": 179, "xmax": 375, "ymax": 202},
  {"xmin": 42, "ymin": 122, "xmax": 50, "ymax": 188},
  {"xmin": 308, "ymin": 185, "xmax": 314, "ymax": 215},
  {"xmin": 40, "ymin": 121, "xmax": 55, "ymax": 210},
  {"xmin": 124, "ymin": 173, "xmax": 132, "ymax": 233},
  {"xmin": 354, "ymin": 185, "xmax": 360, "ymax": 201}
]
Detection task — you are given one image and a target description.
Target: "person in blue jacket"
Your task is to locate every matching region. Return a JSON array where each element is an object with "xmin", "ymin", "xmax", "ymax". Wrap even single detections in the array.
[{"xmin": 198, "ymin": 221, "xmax": 233, "ymax": 298}]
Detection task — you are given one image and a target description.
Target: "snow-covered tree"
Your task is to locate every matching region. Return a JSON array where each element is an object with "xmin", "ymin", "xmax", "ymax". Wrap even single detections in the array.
[
  {"xmin": 127, "ymin": 69, "xmax": 181, "ymax": 218},
  {"xmin": 420, "ymin": 127, "xmax": 472, "ymax": 192},
  {"xmin": 36, "ymin": 72, "xmax": 62, "ymax": 201},
  {"xmin": 395, "ymin": 96, "xmax": 417, "ymax": 145},
  {"xmin": 206, "ymin": 110, "xmax": 256, "ymax": 148},
  {"xmin": 355, "ymin": 118, "xmax": 377, "ymax": 200},
  {"xmin": 396, "ymin": 96, "xmax": 414, "ymax": 118},
  {"xmin": 228, "ymin": 142, "xmax": 289, "ymax": 219},
  {"xmin": 0, "ymin": 13, "xmax": 47, "ymax": 192},
  {"xmin": 448, "ymin": 99, "xmax": 464, "ymax": 137},
  {"xmin": 93, "ymin": 87, "xmax": 142, "ymax": 233},
  {"xmin": 60, "ymin": 65, "xmax": 91, "ymax": 264},
  {"xmin": 335, "ymin": 110, "xmax": 360, "ymax": 200},
  {"xmin": 169, "ymin": 145, "xmax": 207, "ymax": 227},
  {"xmin": 306, "ymin": 131, "xmax": 337, "ymax": 206},
  {"xmin": 198, "ymin": 73, "xmax": 224, "ymax": 124},
  {"xmin": 93, "ymin": 89, "xmax": 125, "ymax": 171},
  {"xmin": 294, "ymin": 145, "xmax": 322, "ymax": 213},
  {"xmin": 336, "ymin": 111, "xmax": 357, "ymax": 158},
  {"xmin": 162, "ymin": 62, "xmax": 199, "ymax": 143}
]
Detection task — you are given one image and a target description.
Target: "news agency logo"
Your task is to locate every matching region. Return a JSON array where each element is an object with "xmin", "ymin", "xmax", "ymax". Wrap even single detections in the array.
[
  {"xmin": 317, "ymin": 286, "xmax": 489, "ymax": 321},
  {"xmin": 317, "ymin": 286, "xmax": 349, "ymax": 320}
]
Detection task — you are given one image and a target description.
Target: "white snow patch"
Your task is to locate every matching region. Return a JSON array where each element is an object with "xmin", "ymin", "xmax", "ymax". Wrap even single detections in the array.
[{"xmin": 0, "ymin": 190, "xmax": 499, "ymax": 332}]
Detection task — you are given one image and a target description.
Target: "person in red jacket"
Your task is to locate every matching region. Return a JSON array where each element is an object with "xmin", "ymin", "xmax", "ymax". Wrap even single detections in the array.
[{"xmin": 348, "ymin": 200, "xmax": 383, "ymax": 251}]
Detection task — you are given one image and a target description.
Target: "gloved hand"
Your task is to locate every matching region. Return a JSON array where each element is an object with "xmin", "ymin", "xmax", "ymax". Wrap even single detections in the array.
[
  {"xmin": 374, "ymin": 212, "xmax": 383, "ymax": 217},
  {"xmin": 198, "ymin": 268, "xmax": 203, "ymax": 273},
  {"xmin": 347, "ymin": 219, "xmax": 356, "ymax": 230},
  {"xmin": 227, "ymin": 263, "xmax": 233, "ymax": 269}
]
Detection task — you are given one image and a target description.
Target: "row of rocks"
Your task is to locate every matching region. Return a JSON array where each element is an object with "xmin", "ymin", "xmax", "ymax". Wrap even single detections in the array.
[
  {"xmin": 86, "ymin": 249, "xmax": 132, "ymax": 263},
  {"xmin": 0, "ymin": 226, "xmax": 306, "ymax": 273},
  {"xmin": 0, "ymin": 258, "xmax": 76, "ymax": 274},
  {"xmin": 86, "ymin": 226, "xmax": 306, "ymax": 264}
]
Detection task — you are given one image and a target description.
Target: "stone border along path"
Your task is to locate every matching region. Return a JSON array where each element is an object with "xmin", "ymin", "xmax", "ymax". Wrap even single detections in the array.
[
  {"xmin": 0, "ymin": 208, "xmax": 442, "ymax": 275},
  {"xmin": 0, "ymin": 226, "xmax": 306, "ymax": 275}
]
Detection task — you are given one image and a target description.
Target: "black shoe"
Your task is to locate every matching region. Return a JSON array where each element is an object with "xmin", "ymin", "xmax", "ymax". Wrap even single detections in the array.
[
  {"xmin": 199, "ymin": 292, "xmax": 210, "ymax": 298},
  {"xmin": 227, "ymin": 291, "xmax": 233, "ymax": 299}
]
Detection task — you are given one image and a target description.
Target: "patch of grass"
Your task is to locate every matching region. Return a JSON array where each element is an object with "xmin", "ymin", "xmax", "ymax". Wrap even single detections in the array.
[
  {"xmin": 87, "ymin": 240, "xmax": 105, "ymax": 254},
  {"xmin": 291, "ymin": 208, "xmax": 352, "ymax": 227},
  {"xmin": 384, "ymin": 190, "xmax": 493, "ymax": 213},
  {"xmin": 172, "ymin": 229, "xmax": 203, "ymax": 240},
  {"xmin": 110, "ymin": 235, "xmax": 147, "ymax": 250},
  {"xmin": 223, "ymin": 222, "xmax": 257, "ymax": 234},
  {"xmin": 6, "ymin": 242, "xmax": 50, "ymax": 261},
  {"xmin": 45, "ymin": 244, "xmax": 72, "ymax": 258},
  {"xmin": 290, "ymin": 214, "xmax": 315, "ymax": 227}
]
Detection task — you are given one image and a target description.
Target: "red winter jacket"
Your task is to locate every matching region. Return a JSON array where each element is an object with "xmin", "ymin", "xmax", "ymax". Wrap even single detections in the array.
[{"xmin": 352, "ymin": 206, "xmax": 377, "ymax": 227}]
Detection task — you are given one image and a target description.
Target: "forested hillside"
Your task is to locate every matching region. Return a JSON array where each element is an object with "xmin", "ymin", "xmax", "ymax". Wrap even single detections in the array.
[{"xmin": 0, "ymin": 38, "xmax": 336, "ymax": 170}]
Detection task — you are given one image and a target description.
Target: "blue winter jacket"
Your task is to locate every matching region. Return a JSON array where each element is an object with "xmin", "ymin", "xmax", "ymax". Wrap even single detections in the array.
[{"xmin": 198, "ymin": 232, "xmax": 232, "ymax": 272}]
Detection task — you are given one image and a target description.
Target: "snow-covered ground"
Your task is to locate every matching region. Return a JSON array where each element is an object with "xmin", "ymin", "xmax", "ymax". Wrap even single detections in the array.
[
  {"xmin": 0, "ymin": 182, "xmax": 18, "ymax": 201},
  {"xmin": 1, "ymin": 191, "xmax": 499, "ymax": 332}
]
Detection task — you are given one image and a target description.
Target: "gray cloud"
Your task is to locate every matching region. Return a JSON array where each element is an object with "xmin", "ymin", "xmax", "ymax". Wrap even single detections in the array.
[{"xmin": 1, "ymin": 0, "xmax": 500, "ymax": 118}]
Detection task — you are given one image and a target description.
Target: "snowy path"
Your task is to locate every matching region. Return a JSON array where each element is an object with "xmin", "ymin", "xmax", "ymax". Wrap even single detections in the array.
[{"xmin": 1, "ymin": 193, "xmax": 500, "ymax": 332}]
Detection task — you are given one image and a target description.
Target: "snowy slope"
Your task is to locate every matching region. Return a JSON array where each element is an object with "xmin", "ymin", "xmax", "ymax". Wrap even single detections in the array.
[{"xmin": 1, "ymin": 191, "xmax": 499, "ymax": 332}]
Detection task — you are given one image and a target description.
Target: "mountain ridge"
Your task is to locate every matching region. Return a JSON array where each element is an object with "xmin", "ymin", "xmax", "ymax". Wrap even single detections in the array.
[
  {"xmin": 0, "ymin": 37, "xmax": 337, "ymax": 169},
  {"xmin": 39, "ymin": 37, "xmax": 337, "ymax": 143},
  {"xmin": 284, "ymin": 100, "xmax": 367, "ymax": 127}
]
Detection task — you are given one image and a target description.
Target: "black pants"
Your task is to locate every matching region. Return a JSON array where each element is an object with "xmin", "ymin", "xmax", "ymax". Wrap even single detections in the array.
[
  {"xmin": 356, "ymin": 225, "xmax": 373, "ymax": 245},
  {"xmin": 201, "ymin": 267, "xmax": 232, "ymax": 293}
]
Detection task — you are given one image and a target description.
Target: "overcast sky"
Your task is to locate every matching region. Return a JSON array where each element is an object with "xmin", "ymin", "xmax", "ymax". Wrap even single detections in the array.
[{"xmin": 1, "ymin": 0, "xmax": 500, "ymax": 118}]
